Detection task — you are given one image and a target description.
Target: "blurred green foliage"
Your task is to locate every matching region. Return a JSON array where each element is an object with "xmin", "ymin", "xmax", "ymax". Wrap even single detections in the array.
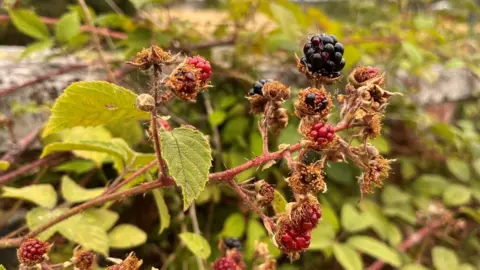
[{"xmin": 1, "ymin": 0, "xmax": 480, "ymax": 269}]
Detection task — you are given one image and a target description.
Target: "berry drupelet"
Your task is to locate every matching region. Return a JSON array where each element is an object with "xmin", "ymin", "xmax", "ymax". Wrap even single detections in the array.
[
  {"xmin": 309, "ymin": 122, "xmax": 335, "ymax": 145},
  {"xmin": 248, "ymin": 79, "xmax": 273, "ymax": 96},
  {"xmin": 301, "ymin": 33, "xmax": 345, "ymax": 76},
  {"xmin": 292, "ymin": 203, "xmax": 322, "ymax": 231},
  {"xmin": 222, "ymin": 238, "xmax": 243, "ymax": 251},
  {"xmin": 188, "ymin": 56, "xmax": 212, "ymax": 83},
  {"xmin": 213, "ymin": 257, "xmax": 238, "ymax": 270},
  {"xmin": 305, "ymin": 92, "xmax": 329, "ymax": 113},
  {"xmin": 278, "ymin": 224, "xmax": 311, "ymax": 252},
  {"xmin": 17, "ymin": 238, "xmax": 50, "ymax": 266}
]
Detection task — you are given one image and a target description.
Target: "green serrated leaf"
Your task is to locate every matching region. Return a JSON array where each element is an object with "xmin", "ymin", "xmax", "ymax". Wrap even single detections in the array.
[
  {"xmin": 152, "ymin": 188, "xmax": 170, "ymax": 234},
  {"xmin": 41, "ymin": 141, "xmax": 128, "ymax": 164},
  {"xmin": 80, "ymin": 208, "xmax": 119, "ymax": 231},
  {"xmin": 309, "ymin": 220, "xmax": 335, "ymax": 250},
  {"xmin": 55, "ymin": 12, "xmax": 81, "ymax": 42},
  {"xmin": 0, "ymin": 161, "xmax": 10, "ymax": 170},
  {"xmin": 272, "ymin": 190, "xmax": 288, "ymax": 214},
  {"xmin": 159, "ymin": 128, "xmax": 212, "ymax": 210},
  {"xmin": 61, "ymin": 126, "xmax": 113, "ymax": 166},
  {"xmin": 26, "ymin": 207, "xmax": 68, "ymax": 240},
  {"xmin": 446, "ymin": 158, "xmax": 470, "ymax": 182},
  {"xmin": 341, "ymin": 204, "xmax": 371, "ymax": 233},
  {"xmin": 43, "ymin": 81, "xmax": 149, "ymax": 137},
  {"xmin": 359, "ymin": 200, "xmax": 390, "ymax": 239},
  {"xmin": 220, "ymin": 213, "xmax": 245, "ymax": 238},
  {"xmin": 333, "ymin": 243, "xmax": 363, "ymax": 270},
  {"xmin": 179, "ymin": 232, "xmax": 211, "ymax": 259},
  {"xmin": 20, "ymin": 39, "xmax": 53, "ymax": 58},
  {"xmin": 61, "ymin": 175, "xmax": 104, "ymax": 203},
  {"xmin": 108, "ymin": 224, "xmax": 147, "ymax": 249},
  {"xmin": 105, "ymin": 120, "xmax": 143, "ymax": 147},
  {"xmin": 59, "ymin": 218, "xmax": 109, "ymax": 256},
  {"xmin": 347, "ymin": 236, "xmax": 401, "ymax": 267},
  {"xmin": 8, "ymin": 9, "xmax": 49, "ymax": 40},
  {"xmin": 432, "ymin": 246, "xmax": 459, "ymax": 270},
  {"xmin": 443, "ymin": 184, "xmax": 471, "ymax": 206},
  {"xmin": 2, "ymin": 184, "xmax": 57, "ymax": 208}
]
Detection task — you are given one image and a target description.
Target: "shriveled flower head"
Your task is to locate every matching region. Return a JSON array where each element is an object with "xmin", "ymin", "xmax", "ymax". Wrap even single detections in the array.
[
  {"xmin": 165, "ymin": 59, "xmax": 210, "ymax": 102},
  {"xmin": 255, "ymin": 180, "xmax": 275, "ymax": 207},
  {"xmin": 294, "ymin": 87, "xmax": 333, "ymax": 120},
  {"xmin": 127, "ymin": 45, "xmax": 178, "ymax": 70},
  {"xmin": 288, "ymin": 162, "xmax": 326, "ymax": 195},
  {"xmin": 73, "ymin": 248, "xmax": 95, "ymax": 270},
  {"xmin": 358, "ymin": 146, "xmax": 392, "ymax": 194},
  {"xmin": 363, "ymin": 113, "xmax": 383, "ymax": 139},
  {"xmin": 107, "ymin": 252, "xmax": 142, "ymax": 270}
]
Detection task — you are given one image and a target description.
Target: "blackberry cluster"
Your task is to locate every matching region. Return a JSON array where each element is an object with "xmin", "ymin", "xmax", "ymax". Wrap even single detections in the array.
[
  {"xmin": 293, "ymin": 204, "xmax": 322, "ymax": 231},
  {"xmin": 17, "ymin": 238, "xmax": 48, "ymax": 266},
  {"xmin": 222, "ymin": 238, "xmax": 243, "ymax": 251},
  {"xmin": 279, "ymin": 224, "xmax": 312, "ymax": 252},
  {"xmin": 301, "ymin": 33, "xmax": 345, "ymax": 76},
  {"xmin": 188, "ymin": 56, "xmax": 212, "ymax": 82},
  {"xmin": 305, "ymin": 92, "xmax": 329, "ymax": 112},
  {"xmin": 310, "ymin": 122, "xmax": 335, "ymax": 145},
  {"xmin": 212, "ymin": 257, "xmax": 238, "ymax": 270},
  {"xmin": 248, "ymin": 79, "xmax": 273, "ymax": 96}
]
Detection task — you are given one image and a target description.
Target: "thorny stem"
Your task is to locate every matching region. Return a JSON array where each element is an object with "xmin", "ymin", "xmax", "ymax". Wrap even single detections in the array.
[
  {"xmin": 366, "ymin": 220, "xmax": 446, "ymax": 270},
  {"xmin": 150, "ymin": 65, "xmax": 169, "ymax": 180},
  {"xmin": 260, "ymin": 103, "xmax": 270, "ymax": 154},
  {"xmin": 77, "ymin": 0, "xmax": 114, "ymax": 81}
]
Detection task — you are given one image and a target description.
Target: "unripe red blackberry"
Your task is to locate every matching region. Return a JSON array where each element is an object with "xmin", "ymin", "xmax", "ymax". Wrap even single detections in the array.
[
  {"xmin": 309, "ymin": 122, "xmax": 335, "ymax": 145},
  {"xmin": 213, "ymin": 257, "xmax": 238, "ymax": 270},
  {"xmin": 188, "ymin": 56, "xmax": 212, "ymax": 83},
  {"xmin": 17, "ymin": 238, "xmax": 50, "ymax": 266},
  {"xmin": 158, "ymin": 119, "xmax": 171, "ymax": 131},
  {"xmin": 276, "ymin": 220, "xmax": 311, "ymax": 253},
  {"xmin": 302, "ymin": 33, "xmax": 345, "ymax": 76}
]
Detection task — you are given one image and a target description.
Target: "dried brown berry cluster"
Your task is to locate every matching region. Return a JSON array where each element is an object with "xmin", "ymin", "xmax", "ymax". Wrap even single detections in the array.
[
  {"xmin": 72, "ymin": 248, "xmax": 95, "ymax": 270},
  {"xmin": 107, "ymin": 252, "xmax": 143, "ymax": 270}
]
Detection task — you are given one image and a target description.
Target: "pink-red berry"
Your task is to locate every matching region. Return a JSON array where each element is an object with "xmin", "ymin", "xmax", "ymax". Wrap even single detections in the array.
[
  {"xmin": 294, "ymin": 203, "xmax": 322, "ymax": 231},
  {"xmin": 213, "ymin": 257, "xmax": 238, "ymax": 270},
  {"xmin": 17, "ymin": 238, "xmax": 49, "ymax": 266},
  {"xmin": 310, "ymin": 122, "xmax": 335, "ymax": 145},
  {"xmin": 188, "ymin": 56, "xmax": 212, "ymax": 83},
  {"xmin": 279, "ymin": 224, "xmax": 311, "ymax": 252},
  {"xmin": 158, "ymin": 119, "xmax": 171, "ymax": 131}
]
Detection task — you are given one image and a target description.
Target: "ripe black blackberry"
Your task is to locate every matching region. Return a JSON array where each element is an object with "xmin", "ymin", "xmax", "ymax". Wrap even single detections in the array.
[
  {"xmin": 301, "ymin": 33, "xmax": 345, "ymax": 76},
  {"xmin": 222, "ymin": 238, "xmax": 243, "ymax": 251},
  {"xmin": 248, "ymin": 79, "xmax": 273, "ymax": 96}
]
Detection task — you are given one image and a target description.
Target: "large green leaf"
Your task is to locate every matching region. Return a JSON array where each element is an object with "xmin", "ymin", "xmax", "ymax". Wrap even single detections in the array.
[
  {"xmin": 443, "ymin": 184, "xmax": 471, "ymax": 206},
  {"xmin": 43, "ymin": 81, "xmax": 149, "ymax": 136},
  {"xmin": 41, "ymin": 141, "xmax": 128, "ymax": 163},
  {"xmin": 432, "ymin": 246, "xmax": 459, "ymax": 270},
  {"xmin": 152, "ymin": 188, "xmax": 170, "ymax": 234},
  {"xmin": 272, "ymin": 190, "xmax": 288, "ymax": 214},
  {"xmin": 347, "ymin": 236, "xmax": 402, "ymax": 267},
  {"xmin": 446, "ymin": 158, "xmax": 470, "ymax": 182},
  {"xmin": 55, "ymin": 12, "xmax": 81, "ymax": 42},
  {"xmin": 26, "ymin": 207, "xmax": 68, "ymax": 240},
  {"xmin": 8, "ymin": 9, "xmax": 49, "ymax": 40},
  {"xmin": 2, "ymin": 185, "xmax": 57, "ymax": 208},
  {"xmin": 179, "ymin": 232, "xmax": 211, "ymax": 259},
  {"xmin": 0, "ymin": 161, "xmax": 9, "ymax": 170},
  {"xmin": 108, "ymin": 224, "xmax": 147, "ymax": 249},
  {"xmin": 341, "ymin": 204, "xmax": 371, "ymax": 232},
  {"xmin": 61, "ymin": 175, "xmax": 104, "ymax": 203},
  {"xmin": 159, "ymin": 128, "xmax": 212, "ymax": 210},
  {"xmin": 333, "ymin": 243, "xmax": 363, "ymax": 270},
  {"xmin": 220, "ymin": 213, "xmax": 245, "ymax": 238},
  {"xmin": 79, "ymin": 208, "xmax": 119, "ymax": 231},
  {"xmin": 60, "ymin": 126, "xmax": 113, "ymax": 166},
  {"xmin": 359, "ymin": 200, "xmax": 390, "ymax": 239}
]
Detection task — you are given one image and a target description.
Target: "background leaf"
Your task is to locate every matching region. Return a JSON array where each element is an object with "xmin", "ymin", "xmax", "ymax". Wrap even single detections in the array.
[
  {"xmin": 220, "ymin": 213, "xmax": 246, "ymax": 238},
  {"xmin": 432, "ymin": 246, "xmax": 459, "ymax": 270},
  {"xmin": 179, "ymin": 232, "xmax": 211, "ymax": 259},
  {"xmin": 43, "ymin": 81, "xmax": 149, "ymax": 136},
  {"xmin": 347, "ymin": 236, "xmax": 401, "ymax": 267},
  {"xmin": 159, "ymin": 128, "xmax": 212, "ymax": 210},
  {"xmin": 333, "ymin": 243, "xmax": 363, "ymax": 270},
  {"xmin": 41, "ymin": 141, "xmax": 128, "ymax": 163},
  {"xmin": 26, "ymin": 207, "xmax": 68, "ymax": 240},
  {"xmin": 108, "ymin": 224, "xmax": 147, "ymax": 249},
  {"xmin": 2, "ymin": 185, "xmax": 57, "ymax": 208},
  {"xmin": 61, "ymin": 175, "xmax": 104, "ymax": 203},
  {"xmin": 55, "ymin": 12, "xmax": 81, "ymax": 42},
  {"xmin": 272, "ymin": 190, "xmax": 288, "ymax": 214},
  {"xmin": 442, "ymin": 184, "xmax": 471, "ymax": 206},
  {"xmin": 0, "ymin": 161, "xmax": 10, "ymax": 170},
  {"xmin": 341, "ymin": 204, "xmax": 371, "ymax": 232},
  {"xmin": 8, "ymin": 9, "xmax": 49, "ymax": 40},
  {"xmin": 446, "ymin": 158, "xmax": 470, "ymax": 182},
  {"xmin": 152, "ymin": 188, "xmax": 170, "ymax": 234}
]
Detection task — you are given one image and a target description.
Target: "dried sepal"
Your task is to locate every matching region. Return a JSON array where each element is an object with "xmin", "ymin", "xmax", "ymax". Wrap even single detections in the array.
[
  {"xmin": 266, "ymin": 100, "xmax": 289, "ymax": 134},
  {"xmin": 294, "ymin": 87, "xmax": 333, "ymax": 120},
  {"xmin": 255, "ymin": 180, "xmax": 275, "ymax": 207},
  {"xmin": 362, "ymin": 113, "xmax": 383, "ymax": 139},
  {"xmin": 126, "ymin": 45, "xmax": 179, "ymax": 70},
  {"xmin": 348, "ymin": 66, "xmax": 382, "ymax": 88},
  {"xmin": 295, "ymin": 54, "xmax": 342, "ymax": 85},
  {"xmin": 256, "ymin": 259, "xmax": 277, "ymax": 270},
  {"xmin": 288, "ymin": 162, "xmax": 326, "ymax": 195},
  {"xmin": 262, "ymin": 81, "xmax": 290, "ymax": 101},
  {"xmin": 165, "ymin": 59, "xmax": 210, "ymax": 102},
  {"xmin": 247, "ymin": 94, "xmax": 269, "ymax": 114},
  {"xmin": 72, "ymin": 248, "xmax": 95, "ymax": 270},
  {"xmin": 107, "ymin": 252, "xmax": 142, "ymax": 270}
]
